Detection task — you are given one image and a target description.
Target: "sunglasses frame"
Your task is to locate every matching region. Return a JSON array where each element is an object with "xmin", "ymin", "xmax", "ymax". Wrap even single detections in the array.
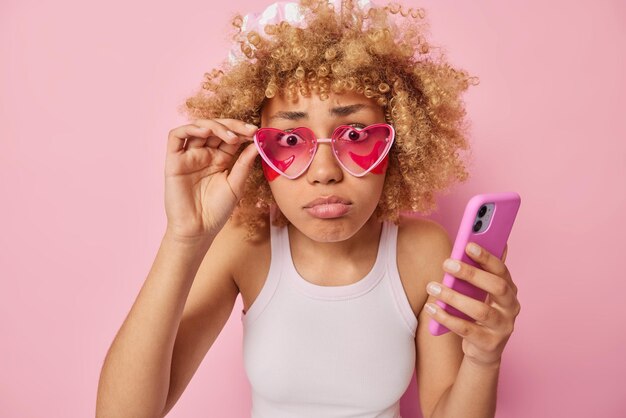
[{"xmin": 253, "ymin": 122, "xmax": 396, "ymax": 179}]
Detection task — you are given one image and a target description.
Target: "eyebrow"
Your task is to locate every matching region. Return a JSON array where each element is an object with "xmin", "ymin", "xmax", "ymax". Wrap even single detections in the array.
[{"xmin": 268, "ymin": 104, "xmax": 372, "ymax": 122}]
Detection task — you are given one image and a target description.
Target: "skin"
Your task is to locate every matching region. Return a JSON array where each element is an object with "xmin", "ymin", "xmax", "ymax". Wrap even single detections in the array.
[
  {"xmin": 259, "ymin": 91, "xmax": 389, "ymax": 281},
  {"xmin": 96, "ymin": 88, "xmax": 521, "ymax": 418},
  {"xmin": 253, "ymin": 90, "xmax": 521, "ymax": 414}
]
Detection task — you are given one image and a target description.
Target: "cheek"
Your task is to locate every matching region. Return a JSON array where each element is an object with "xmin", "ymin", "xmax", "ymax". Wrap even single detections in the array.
[
  {"xmin": 369, "ymin": 155, "xmax": 389, "ymax": 175},
  {"xmin": 268, "ymin": 179, "xmax": 302, "ymax": 220},
  {"xmin": 262, "ymin": 160, "xmax": 280, "ymax": 182},
  {"xmin": 264, "ymin": 155, "xmax": 389, "ymax": 181}
]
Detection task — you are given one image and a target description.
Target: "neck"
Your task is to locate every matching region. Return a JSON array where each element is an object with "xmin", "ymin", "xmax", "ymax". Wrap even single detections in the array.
[{"xmin": 287, "ymin": 215, "xmax": 383, "ymax": 261}]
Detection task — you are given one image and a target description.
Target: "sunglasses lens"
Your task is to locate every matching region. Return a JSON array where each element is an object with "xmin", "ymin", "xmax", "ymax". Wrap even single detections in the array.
[
  {"xmin": 255, "ymin": 128, "xmax": 316, "ymax": 178},
  {"xmin": 332, "ymin": 124, "xmax": 393, "ymax": 175}
]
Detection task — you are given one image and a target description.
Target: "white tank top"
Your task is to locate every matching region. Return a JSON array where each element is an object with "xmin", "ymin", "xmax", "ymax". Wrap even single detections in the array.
[{"xmin": 241, "ymin": 216, "xmax": 418, "ymax": 418}]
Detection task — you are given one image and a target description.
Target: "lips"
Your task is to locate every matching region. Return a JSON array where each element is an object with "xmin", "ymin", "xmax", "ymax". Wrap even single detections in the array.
[
  {"xmin": 303, "ymin": 196, "xmax": 352, "ymax": 219},
  {"xmin": 303, "ymin": 195, "xmax": 352, "ymax": 208}
]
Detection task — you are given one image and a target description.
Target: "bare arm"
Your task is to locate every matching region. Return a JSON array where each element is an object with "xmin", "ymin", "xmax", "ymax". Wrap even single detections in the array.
[
  {"xmin": 96, "ymin": 118, "xmax": 258, "ymax": 417},
  {"xmin": 413, "ymin": 220, "xmax": 520, "ymax": 418},
  {"xmin": 430, "ymin": 359, "xmax": 500, "ymax": 418},
  {"xmin": 400, "ymin": 219, "xmax": 464, "ymax": 418},
  {"xmin": 96, "ymin": 232, "xmax": 214, "ymax": 418}
]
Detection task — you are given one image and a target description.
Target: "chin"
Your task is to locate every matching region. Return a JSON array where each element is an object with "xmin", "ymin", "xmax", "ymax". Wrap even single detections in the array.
[{"xmin": 291, "ymin": 214, "xmax": 364, "ymax": 243}]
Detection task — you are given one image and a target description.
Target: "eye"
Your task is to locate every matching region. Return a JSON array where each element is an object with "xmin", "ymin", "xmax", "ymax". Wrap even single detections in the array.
[
  {"xmin": 276, "ymin": 131, "xmax": 306, "ymax": 147},
  {"xmin": 337, "ymin": 124, "xmax": 369, "ymax": 142}
]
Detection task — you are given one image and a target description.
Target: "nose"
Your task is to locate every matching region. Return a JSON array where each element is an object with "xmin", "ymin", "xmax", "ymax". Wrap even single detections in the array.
[{"xmin": 306, "ymin": 140, "xmax": 343, "ymax": 184}]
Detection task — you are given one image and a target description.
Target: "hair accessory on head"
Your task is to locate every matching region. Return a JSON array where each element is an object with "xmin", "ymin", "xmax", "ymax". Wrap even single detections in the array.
[{"xmin": 228, "ymin": 0, "xmax": 379, "ymax": 65}]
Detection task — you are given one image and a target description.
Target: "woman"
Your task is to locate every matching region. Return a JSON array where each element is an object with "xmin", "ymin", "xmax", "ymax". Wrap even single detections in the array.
[{"xmin": 97, "ymin": 1, "xmax": 521, "ymax": 417}]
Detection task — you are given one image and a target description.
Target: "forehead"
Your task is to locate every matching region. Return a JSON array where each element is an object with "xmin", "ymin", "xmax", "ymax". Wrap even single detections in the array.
[{"xmin": 260, "ymin": 91, "xmax": 383, "ymax": 120}]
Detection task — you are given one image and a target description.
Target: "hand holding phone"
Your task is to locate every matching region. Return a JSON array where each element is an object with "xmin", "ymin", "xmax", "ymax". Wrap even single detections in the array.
[{"xmin": 428, "ymin": 192, "xmax": 521, "ymax": 336}]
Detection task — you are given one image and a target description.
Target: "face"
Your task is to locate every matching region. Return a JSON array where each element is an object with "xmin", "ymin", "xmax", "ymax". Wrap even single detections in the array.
[{"xmin": 259, "ymin": 90, "xmax": 390, "ymax": 242}]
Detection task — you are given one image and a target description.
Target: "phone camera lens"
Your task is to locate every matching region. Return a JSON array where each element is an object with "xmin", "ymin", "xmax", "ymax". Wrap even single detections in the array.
[
  {"xmin": 478, "ymin": 205, "xmax": 487, "ymax": 217},
  {"xmin": 473, "ymin": 220, "xmax": 482, "ymax": 232}
]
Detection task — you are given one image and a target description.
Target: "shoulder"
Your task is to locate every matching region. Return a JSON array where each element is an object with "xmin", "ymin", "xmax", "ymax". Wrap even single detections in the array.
[
  {"xmin": 404, "ymin": 216, "xmax": 463, "ymax": 417},
  {"xmin": 397, "ymin": 217, "xmax": 452, "ymax": 283},
  {"xmin": 394, "ymin": 215, "xmax": 453, "ymax": 316},
  {"xmin": 211, "ymin": 214, "xmax": 271, "ymax": 289},
  {"xmin": 396, "ymin": 215, "xmax": 453, "ymax": 270}
]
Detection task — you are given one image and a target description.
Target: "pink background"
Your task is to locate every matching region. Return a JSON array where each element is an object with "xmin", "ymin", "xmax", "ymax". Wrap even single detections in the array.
[{"xmin": 1, "ymin": 0, "xmax": 624, "ymax": 417}]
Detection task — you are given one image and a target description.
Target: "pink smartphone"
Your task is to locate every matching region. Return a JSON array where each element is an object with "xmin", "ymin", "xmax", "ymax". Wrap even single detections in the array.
[{"xmin": 428, "ymin": 192, "xmax": 521, "ymax": 336}]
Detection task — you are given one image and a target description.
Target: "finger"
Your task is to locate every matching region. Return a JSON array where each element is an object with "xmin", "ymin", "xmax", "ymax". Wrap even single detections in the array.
[
  {"xmin": 502, "ymin": 244, "xmax": 508, "ymax": 263},
  {"xmin": 204, "ymin": 132, "xmax": 242, "ymax": 149},
  {"xmin": 195, "ymin": 118, "xmax": 258, "ymax": 141},
  {"xmin": 465, "ymin": 243, "xmax": 508, "ymax": 278},
  {"xmin": 198, "ymin": 118, "xmax": 257, "ymax": 151},
  {"xmin": 167, "ymin": 125, "xmax": 210, "ymax": 153},
  {"xmin": 214, "ymin": 137, "xmax": 253, "ymax": 157},
  {"xmin": 212, "ymin": 118, "xmax": 259, "ymax": 137},
  {"xmin": 216, "ymin": 142, "xmax": 236, "ymax": 157},
  {"xmin": 465, "ymin": 242, "xmax": 517, "ymax": 296},
  {"xmin": 185, "ymin": 135, "xmax": 210, "ymax": 149},
  {"xmin": 194, "ymin": 118, "xmax": 259, "ymax": 151},
  {"xmin": 225, "ymin": 143, "xmax": 259, "ymax": 199},
  {"xmin": 188, "ymin": 119, "xmax": 248, "ymax": 149},
  {"xmin": 443, "ymin": 258, "xmax": 517, "ymax": 307},
  {"xmin": 424, "ymin": 301, "xmax": 486, "ymax": 341},
  {"xmin": 426, "ymin": 281, "xmax": 503, "ymax": 329}
]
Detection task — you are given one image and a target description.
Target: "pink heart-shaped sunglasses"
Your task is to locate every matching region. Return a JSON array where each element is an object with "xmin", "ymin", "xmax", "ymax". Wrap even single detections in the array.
[{"xmin": 253, "ymin": 123, "xmax": 395, "ymax": 179}]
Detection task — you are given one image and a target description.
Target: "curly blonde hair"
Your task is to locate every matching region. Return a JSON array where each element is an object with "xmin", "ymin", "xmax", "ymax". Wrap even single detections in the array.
[{"xmin": 178, "ymin": 0, "xmax": 478, "ymax": 237}]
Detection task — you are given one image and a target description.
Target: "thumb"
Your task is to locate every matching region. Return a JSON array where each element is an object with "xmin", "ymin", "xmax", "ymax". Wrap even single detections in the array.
[{"xmin": 226, "ymin": 142, "xmax": 259, "ymax": 199}]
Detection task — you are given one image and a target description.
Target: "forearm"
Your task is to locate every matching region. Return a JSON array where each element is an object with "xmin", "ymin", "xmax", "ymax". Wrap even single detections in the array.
[
  {"xmin": 96, "ymin": 232, "xmax": 214, "ymax": 418},
  {"xmin": 431, "ymin": 357, "xmax": 501, "ymax": 418}
]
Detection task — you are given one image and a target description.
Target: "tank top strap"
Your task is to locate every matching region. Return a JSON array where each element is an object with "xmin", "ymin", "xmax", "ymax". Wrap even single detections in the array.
[
  {"xmin": 269, "ymin": 205, "xmax": 288, "ymax": 267},
  {"xmin": 383, "ymin": 221, "xmax": 419, "ymax": 334},
  {"xmin": 240, "ymin": 206, "xmax": 284, "ymax": 326}
]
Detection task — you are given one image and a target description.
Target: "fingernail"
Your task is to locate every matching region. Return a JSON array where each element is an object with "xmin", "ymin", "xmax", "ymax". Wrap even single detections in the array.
[
  {"xmin": 427, "ymin": 282, "xmax": 441, "ymax": 296},
  {"xmin": 425, "ymin": 303, "xmax": 437, "ymax": 314},
  {"xmin": 467, "ymin": 243, "xmax": 481, "ymax": 256},
  {"xmin": 246, "ymin": 123, "xmax": 258, "ymax": 130},
  {"xmin": 227, "ymin": 130, "xmax": 238, "ymax": 139},
  {"xmin": 444, "ymin": 259, "xmax": 460, "ymax": 272}
]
